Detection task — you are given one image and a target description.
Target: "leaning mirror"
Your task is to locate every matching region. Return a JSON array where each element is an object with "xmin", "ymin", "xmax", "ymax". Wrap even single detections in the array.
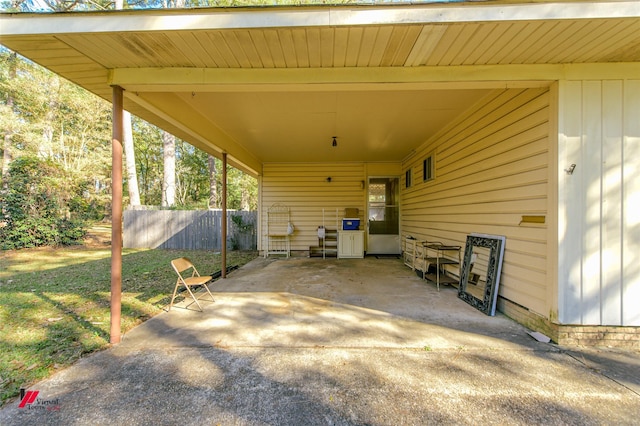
[{"xmin": 458, "ymin": 234, "xmax": 506, "ymax": 316}]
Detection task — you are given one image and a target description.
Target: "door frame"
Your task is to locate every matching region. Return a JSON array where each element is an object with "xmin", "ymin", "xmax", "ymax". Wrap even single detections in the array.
[{"xmin": 366, "ymin": 175, "xmax": 401, "ymax": 255}]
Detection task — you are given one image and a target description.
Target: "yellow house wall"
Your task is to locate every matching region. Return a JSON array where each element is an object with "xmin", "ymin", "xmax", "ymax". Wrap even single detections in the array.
[
  {"xmin": 366, "ymin": 163, "xmax": 402, "ymax": 177},
  {"xmin": 401, "ymin": 88, "xmax": 552, "ymax": 317},
  {"xmin": 260, "ymin": 162, "xmax": 369, "ymax": 252}
]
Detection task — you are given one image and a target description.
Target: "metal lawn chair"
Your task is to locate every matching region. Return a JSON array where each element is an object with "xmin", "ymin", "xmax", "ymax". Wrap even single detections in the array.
[{"xmin": 169, "ymin": 257, "xmax": 215, "ymax": 312}]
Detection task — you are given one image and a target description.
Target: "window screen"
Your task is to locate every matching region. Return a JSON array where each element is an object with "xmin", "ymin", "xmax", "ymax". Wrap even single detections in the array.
[{"xmin": 423, "ymin": 155, "xmax": 434, "ymax": 182}]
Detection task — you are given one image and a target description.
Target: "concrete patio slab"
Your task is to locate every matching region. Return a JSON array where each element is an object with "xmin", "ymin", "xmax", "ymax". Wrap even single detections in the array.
[{"xmin": 2, "ymin": 257, "xmax": 638, "ymax": 425}]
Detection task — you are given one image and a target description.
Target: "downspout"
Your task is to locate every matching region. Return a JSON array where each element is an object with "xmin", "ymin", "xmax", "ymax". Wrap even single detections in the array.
[
  {"xmin": 110, "ymin": 86, "xmax": 123, "ymax": 344},
  {"xmin": 222, "ymin": 152, "xmax": 227, "ymax": 278}
]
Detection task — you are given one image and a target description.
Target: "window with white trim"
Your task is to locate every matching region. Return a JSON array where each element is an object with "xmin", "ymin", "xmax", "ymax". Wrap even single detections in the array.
[{"xmin": 423, "ymin": 154, "xmax": 435, "ymax": 182}]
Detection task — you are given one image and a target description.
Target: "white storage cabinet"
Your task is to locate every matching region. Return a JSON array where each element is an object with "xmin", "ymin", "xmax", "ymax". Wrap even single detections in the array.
[{"xmin": 338, "ymin": 230, "xmax": 364, "ymax": 259}]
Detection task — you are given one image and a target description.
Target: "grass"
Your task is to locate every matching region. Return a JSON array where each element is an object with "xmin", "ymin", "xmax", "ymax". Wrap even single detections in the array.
[{"xmin": 0, "ymin": 228, "xmax": 257, "ymax": 406}]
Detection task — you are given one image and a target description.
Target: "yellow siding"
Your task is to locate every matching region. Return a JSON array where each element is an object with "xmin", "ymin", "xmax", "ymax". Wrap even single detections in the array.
[
  {"xmin": 261, "ymin": 163, "xmax": 367, "ymax": 252},
  {"xmin": 402, "ymin": 88, "xmax": 551, "ymax": 316},
  {"xmin": 366, "ymin": 162, "xmax": 402, "ymax": 176}
]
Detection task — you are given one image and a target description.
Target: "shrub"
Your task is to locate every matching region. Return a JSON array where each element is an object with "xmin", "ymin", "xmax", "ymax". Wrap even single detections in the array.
[{"xmin": 0, "ymin": 156, "xmax": 88, "ymax": 249}]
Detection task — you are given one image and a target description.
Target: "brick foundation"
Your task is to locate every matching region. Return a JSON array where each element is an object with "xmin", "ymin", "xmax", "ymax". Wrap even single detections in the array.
[{"xmin": 497, "ymin": 297, "xmax": 640, "ymax": 348}]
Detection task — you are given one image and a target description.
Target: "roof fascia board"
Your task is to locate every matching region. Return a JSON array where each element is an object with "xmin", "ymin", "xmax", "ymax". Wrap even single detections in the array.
[
  {"xmin": 2, "ymin": 1, "xmax": 640, "ymax": 36},
  {"xmin": 328, "ymin": 2, "xmax": 640, "ymax": 25},
  {"xmin": 110, "ymin": 63, "xmax": 640, "ymax": 92}
]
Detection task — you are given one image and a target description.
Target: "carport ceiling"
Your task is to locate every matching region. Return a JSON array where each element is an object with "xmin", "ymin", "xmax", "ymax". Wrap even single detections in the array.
[
  {"xmin": 1, "ymin": 1, "xmax": 640, "ymax": 175},
  {"xmin": 171, "ymin": 88, "xmax": 491, "ymax": 163}
]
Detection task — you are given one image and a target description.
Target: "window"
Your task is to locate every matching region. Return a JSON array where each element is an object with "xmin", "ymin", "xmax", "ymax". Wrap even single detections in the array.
[
  {"xmin": 423, "ymin": 154, "xmax": 435, "ymax": 182},
  {"xmin": 405, "ymin": 168, "xmax": 412, "ymax": 188},
  {"xmin": 368, "ymin": 182, "xmax": 387, "ymax": 221}
]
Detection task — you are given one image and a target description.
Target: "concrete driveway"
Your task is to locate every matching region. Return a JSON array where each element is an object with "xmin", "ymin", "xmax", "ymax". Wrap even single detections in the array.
[{"xmin": 2, "ymin": 257, "xmax": 639, "ymax": 425}]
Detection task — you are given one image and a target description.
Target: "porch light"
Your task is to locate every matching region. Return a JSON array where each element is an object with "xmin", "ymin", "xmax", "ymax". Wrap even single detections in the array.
[{"xmin": 332, "ymin": 136, "xmax": 337, "ymax": 147}]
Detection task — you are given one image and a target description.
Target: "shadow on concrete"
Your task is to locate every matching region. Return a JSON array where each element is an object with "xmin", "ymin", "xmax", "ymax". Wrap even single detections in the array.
[
  {"xmin": 4, "ymin": 312, "xmax": 633, "ymax": 425},
  {"xmin": 2, "ymin": 257, "xmax": 639, "ymax": 424}
]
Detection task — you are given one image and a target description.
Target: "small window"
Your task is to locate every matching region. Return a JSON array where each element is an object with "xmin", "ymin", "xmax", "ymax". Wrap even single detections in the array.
[
  {"xmin": 405, "ymin": 168, "xmax": 412, "ymax": 188},
  {"xmin": 423, "ymin": 154, "xmax": 435, "ymax": 182}
]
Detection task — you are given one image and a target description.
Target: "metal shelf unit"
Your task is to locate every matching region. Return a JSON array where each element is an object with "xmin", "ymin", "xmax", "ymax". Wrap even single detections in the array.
[
  {"xmin": 420, "ymin": 242, "xmax": 461, "ymax": 291},
  {"xmin": 265, "ymin": 204, "xmax": 290, "ymax": 258},
  {"xmin": 402, "ymin": 236, "xmax": 418, "ymax": 270},
  {"xmin": 406, "ymin": 240, "xmax": 461, "ymax": 291}
]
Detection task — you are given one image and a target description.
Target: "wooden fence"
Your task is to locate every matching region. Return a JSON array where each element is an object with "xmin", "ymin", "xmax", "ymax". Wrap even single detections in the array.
[{"xmin": 123, "ymin": 209, "xmax": 257, "ymax": 250}]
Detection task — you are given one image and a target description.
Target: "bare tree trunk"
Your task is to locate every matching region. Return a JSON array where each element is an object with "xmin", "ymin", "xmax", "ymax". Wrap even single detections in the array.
[
  {"xmin": 40, "ymin": 75, "xmax": 60, "ymax": 159},
  {"xmin": 208, "ymin": 154, "xmax": 217, "ymax": 209},
  {"xmin": 123, "ymin": 112, "xmax": 140, "ymax": 206},
  {"xmin": 158, "ymin": 0, "xmax": 183, "ymax": 208},
  {"xmin": 162, "ymin": 131, "xmax": 176, "ymax": 207},
  {"xmin": 2, "ymin": 52, "xmax": 16, "ymax": 186},
  {"xmin": 241, "ymin": 182, "xmax": 250, "ymax": 211},
  {"xmin": 114, "ymin": 0, "xmax": 140, "ymax": 207},
  {"xmin": 2, "ymin": 133, "xmax": 11, "ymax": 180}
]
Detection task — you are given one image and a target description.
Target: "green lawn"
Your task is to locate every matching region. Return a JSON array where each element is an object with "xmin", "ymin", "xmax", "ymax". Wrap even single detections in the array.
[{"xmin": 0, "ymin": 240, "xmax": 257, "ymax": 406}]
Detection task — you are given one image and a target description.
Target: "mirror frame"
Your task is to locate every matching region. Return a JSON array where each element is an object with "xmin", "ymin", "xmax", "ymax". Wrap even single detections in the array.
[{"xmin": 457, "ymin": 233, "xmax": 506, "ymax": 316}]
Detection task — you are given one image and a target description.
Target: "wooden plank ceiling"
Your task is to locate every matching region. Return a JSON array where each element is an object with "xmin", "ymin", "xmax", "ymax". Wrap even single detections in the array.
[{"xmin": 2, "ymin": 3, "xmax": 640, "ymax": 174}]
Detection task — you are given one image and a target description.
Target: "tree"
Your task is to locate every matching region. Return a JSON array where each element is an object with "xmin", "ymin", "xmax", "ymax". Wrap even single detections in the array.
[
  {"xmin": 115, "ymin": 0, "xmax": 142, "ymax": 207},
  {"xmin": 123, "ymin": 112, "xmax": 141, "ymax": 206},
  {"xmin": 1, "ymin": 52, "xmax": 16, "ymax": 189},
  {"xmin": 1, "ymin": 0, "xmax": 264, "ymax": 218},
  {"xmin": 39, "ymin": 73, "xmax": 60, "ymax": 158},
  {"xmin": 161, "ymin": 131, "xmax": 176, "ymax": 207},
  {"xmin": 0, "ymin": 157, "xmax": 88, "ymax": 248},
  {"xmin": 130, "ymin": 116, "xmax": 163, "ymax": 205},
  {"xmin": 174, "ymin": 140, "xmax": 208, "ymax": 207},
  {"xmin": 0, "ymin": 49, "xmax": 112, "ymax": 220},
  {"xmin": 1, "ymin": 0, "xmax": 115, "ymax": 12},
  {"xmin": 227, "ymin": 165, "xmax": 257, "ymax": 210},
  {"xmin": 157, "ymin": 0, "xmax": 185, "ymax": 208},
  {"xmin": 208, "ymin": 154, "xmax": 218, "ymax": 208}
]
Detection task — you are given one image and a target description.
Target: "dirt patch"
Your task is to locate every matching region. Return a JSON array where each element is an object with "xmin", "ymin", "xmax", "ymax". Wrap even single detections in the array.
[{"xmin": 83, "ymin": 223, "xmax": 111, "ymax": 248}]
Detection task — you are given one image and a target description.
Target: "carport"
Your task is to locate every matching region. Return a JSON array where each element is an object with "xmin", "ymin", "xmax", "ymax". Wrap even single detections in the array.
[{"xmin": 1, "ymin": 1, "xmax": 639, "ymax": 346}]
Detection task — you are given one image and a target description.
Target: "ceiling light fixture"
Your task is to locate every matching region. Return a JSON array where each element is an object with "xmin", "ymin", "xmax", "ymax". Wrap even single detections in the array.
[{"xmin": 332, "ymin": 136, "xmax": 337, "ymax": 147}]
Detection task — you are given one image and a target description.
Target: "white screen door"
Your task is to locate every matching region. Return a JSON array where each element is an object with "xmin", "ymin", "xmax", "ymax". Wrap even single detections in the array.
[{"xmin": 367, "ymin": 177, "xmax": 400, "ymax": 255}]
